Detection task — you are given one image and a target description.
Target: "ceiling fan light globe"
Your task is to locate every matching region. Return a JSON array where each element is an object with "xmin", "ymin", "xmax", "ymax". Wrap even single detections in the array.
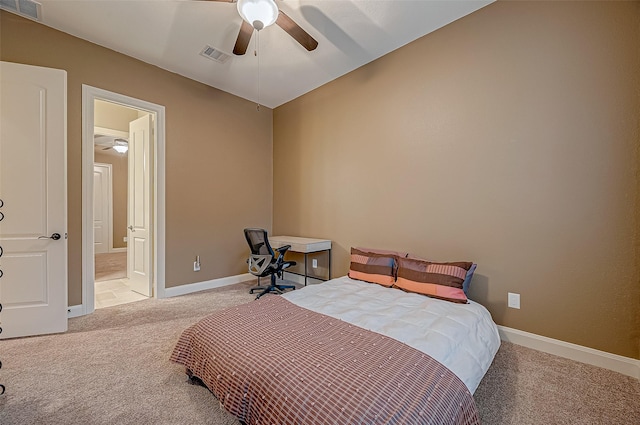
[
  {"xmin": 113, "ymin": 145, "xmax": 128, "ymax": 154},
  {"xmin": 237, "ymin": 0, "xmax": 278, "ymax": 30}
]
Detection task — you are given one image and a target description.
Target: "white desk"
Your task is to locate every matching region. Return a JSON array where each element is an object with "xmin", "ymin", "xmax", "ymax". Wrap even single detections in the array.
[{"xmin": 269, "ymin": 236, "xmax": 332, "ymax": 286}]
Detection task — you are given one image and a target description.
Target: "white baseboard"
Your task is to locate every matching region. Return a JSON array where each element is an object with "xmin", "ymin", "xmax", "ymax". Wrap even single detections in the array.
[
  {"xmin": 498, "ymin": 325, "xmax": 640, "ymax": 380},
  {"xmin": 163, "ymin": 273, "xmax": 252, "ymax": 298},
  {"xmin": 109, "ymin": 247, "xmax": 127, "ymax": 253},
  {"xmin": 67, "ymin": 304, "xmax": 84, "ymax": 318}
]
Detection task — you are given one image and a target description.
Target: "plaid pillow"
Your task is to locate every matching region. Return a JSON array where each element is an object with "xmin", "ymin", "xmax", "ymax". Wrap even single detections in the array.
[
  {"xmin": 348, "ymin": 248, "xmax": 397, "ymax": 287},
  {"xmin": 395, "ymin": 257, "xmax": 473, "ymax": 303}
]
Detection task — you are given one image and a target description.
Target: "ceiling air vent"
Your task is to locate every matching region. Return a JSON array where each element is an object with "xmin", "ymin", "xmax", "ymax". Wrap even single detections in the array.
[
  {"xmin": 0, "ymin": 0, "xmax": 42, "ymax": 21},
  {"xmin": 200, "ymin": 45, "xmax": 230, "ymax": 63}
]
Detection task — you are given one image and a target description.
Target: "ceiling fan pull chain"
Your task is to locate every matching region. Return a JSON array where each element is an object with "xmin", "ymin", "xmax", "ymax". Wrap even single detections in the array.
[{"xmin": 256, "ymin": 29, "xmax": 261, "ymax": 111}]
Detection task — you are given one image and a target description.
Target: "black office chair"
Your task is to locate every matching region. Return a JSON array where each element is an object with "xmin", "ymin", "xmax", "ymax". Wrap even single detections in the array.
[{"xmin": 244, "ymin": 228, "xmax": 296, "ymax": 299}]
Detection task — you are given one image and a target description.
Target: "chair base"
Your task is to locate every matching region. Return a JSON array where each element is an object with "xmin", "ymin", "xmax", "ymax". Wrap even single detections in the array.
[{"xmin": 249, "ymin": 280, "xmax": 295, "ymax": 300}]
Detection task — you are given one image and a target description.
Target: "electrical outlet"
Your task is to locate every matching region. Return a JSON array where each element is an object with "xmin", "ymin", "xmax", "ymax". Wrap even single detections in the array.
[
  {"xmin": 312, "ymin": 259, "xmax": 318, "ymax": 268},
  {"xmin": 508, "ymin": 292, "xmax": 520, "ymax": 309},
  {"xmin": 123, "ymin": 237, "xmax": 127, "ymax": 242}
]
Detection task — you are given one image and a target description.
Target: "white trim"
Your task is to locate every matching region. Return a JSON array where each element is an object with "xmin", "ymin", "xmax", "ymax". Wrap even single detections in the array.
[
  {"xmin": 82, "ymin": 85, "xmax": 166, "ymax": 315},
  {"xmin": 164, "ymin": 274, "xmax": 252, "ymax": 298},
  {"xmin": 498, "ymin": 325, "xmax": 640, "ymax": 380},
  {"xmin": 67, "ymin": 305, "xmax": 84, "ymax": 318},
  {"xmin": 109, "ymin": 247, "xmax": 127, "ymax": 253},
  {"xmin": 153, "ymin": 109, "xmax": 166, "ymax": 299}
]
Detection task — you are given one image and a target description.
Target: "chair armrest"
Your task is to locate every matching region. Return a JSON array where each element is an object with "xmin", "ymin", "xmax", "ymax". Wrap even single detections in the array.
[
  {"xmin": 274, "ymin": 245, "xmax": 291, "ymax": 268},
  {"xmin": 275, "ymin": 244, "xmax": 291, "ymax": 255}
]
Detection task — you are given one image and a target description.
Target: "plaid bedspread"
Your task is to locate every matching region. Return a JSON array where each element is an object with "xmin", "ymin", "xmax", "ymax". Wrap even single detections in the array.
[{"xmin": 171, "ymin": 296, "xmax": 479, "ymax": 425}]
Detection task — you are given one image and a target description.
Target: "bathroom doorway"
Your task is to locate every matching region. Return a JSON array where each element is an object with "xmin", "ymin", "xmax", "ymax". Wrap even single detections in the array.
[
  {"xmin": 81, "ymin": 85, "xmax": 166, "ymax": 315},
  {"xmin": 93, "ymin": 100, "xmax": 150, "ymax": 308}
]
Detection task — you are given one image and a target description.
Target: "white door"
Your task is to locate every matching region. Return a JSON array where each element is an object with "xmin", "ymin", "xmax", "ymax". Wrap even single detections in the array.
[
  {"xmin": 93, "ymin": 163, "xmax": 112, "ymax": 255},
  {"xmin": 0, "ymin": 61, "xmax": 67, "ymax": 339},
  {"xmin": 127, "ymin": 115, "xmax": 152, "ymax": 296}
]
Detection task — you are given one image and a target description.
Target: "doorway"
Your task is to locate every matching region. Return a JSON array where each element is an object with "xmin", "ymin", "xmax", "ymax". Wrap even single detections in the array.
[
  {"xmin": 81, "ymin": 85, "xmax": 166, "ymax": 315},
  {"xmin": 93, "ymin": 101, "xmax": 149, "ymax": 308}
]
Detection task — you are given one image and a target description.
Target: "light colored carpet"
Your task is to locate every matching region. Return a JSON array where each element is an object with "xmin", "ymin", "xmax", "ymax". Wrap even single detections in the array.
[
  {"xmin": 0, "ymin": 281, "xmax": 638, "ymax": 425},
  {"xmin": 0, "ymin": 282, "xmax": 254, "ymax": 425},
  {"xmin": 95, "ymin": 252, "xmax": 127, "ymax": 282},
  {"xmin": 474, "ymin": 343, "xmax": 640, "ymax": 424}
]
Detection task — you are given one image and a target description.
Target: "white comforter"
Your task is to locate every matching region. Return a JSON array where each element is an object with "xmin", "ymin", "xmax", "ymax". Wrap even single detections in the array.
[{"xmin": 283, "ymin": 276, "xmax": 500, "ymax": 394}]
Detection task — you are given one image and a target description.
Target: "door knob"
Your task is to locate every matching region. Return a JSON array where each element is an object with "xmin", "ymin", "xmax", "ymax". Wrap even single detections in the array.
[
  {"xmin": 38, "ymin": 233, "xmax": 61, "ymax": 240},
  {"xmin": 128, "ymin": 225, "xmax": 135, "ymax": 232}
]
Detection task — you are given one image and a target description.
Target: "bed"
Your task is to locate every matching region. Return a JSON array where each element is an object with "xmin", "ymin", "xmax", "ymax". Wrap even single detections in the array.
[{"xmin": 171, "ymin": 276, "xmax": 500, "ymax": 424}]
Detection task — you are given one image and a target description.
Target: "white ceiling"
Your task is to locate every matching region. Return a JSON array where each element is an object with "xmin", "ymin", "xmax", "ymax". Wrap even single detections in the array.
[{"xmin": 29, "ymin": 0, "xmax": 493, "ymax": 108}]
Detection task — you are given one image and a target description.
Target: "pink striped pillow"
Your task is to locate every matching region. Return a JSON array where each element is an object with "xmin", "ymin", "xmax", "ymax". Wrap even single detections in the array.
[
  {"xmin": 394, "ymin": 257, "xmax": 473, "ymax": 303},
  {"xmin": 348, "ymin": 248, "xmax": 397, "ymax": 287}
]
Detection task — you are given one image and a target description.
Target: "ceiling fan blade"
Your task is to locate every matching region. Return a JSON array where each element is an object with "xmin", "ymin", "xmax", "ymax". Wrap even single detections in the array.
[
  {"xmin": 233, "ymin": 20, "xmax": 254, "ymax": 55},
  {"xmin": 102, "ymin": 146, "xmax": 111, "ymax": 150},
  {"xmin": 276, "ymin": 10, "xmax": 318, "ymax": 52}
]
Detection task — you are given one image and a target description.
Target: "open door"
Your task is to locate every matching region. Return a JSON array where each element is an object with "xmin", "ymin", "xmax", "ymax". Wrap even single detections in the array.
[
  {"xmin": 0, "ymin": 61, "xmax": 68, "ymax": 339},
  {"xmin": 127, "ymin": 114, "xmax": 153, "ymax": 296}
]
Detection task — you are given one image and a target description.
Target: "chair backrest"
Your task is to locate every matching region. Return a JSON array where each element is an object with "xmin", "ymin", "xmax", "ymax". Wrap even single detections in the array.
[{"xmin": 244, "ymin": 228, "xmax": 274, "ymax": 256}]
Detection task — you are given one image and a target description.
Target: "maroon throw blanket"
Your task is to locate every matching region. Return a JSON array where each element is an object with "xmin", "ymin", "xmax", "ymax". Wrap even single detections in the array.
[{"xmin": 171, "ymin": 296, "xmax": 479, "ymax": 425}]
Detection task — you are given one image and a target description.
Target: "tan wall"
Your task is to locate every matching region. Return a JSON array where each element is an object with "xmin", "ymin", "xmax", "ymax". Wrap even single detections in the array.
[
  {"xmin": 94, "ymin": 152, "xmax": 128, "ymax": 249},
  {"xmin": 1, "ymin": 12, "xmax": 273, "ymax": 305},
  {"xmin": 273, "ymin": 1, "xmax": 640, "ymax": 359}
]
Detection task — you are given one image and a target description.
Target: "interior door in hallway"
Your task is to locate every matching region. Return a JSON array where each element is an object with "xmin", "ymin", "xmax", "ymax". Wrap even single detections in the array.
[
  {"xmin": 93, "ymin": 163, "xmax": 112, "ymax": 255},
  {"xmin": 0, "ymin": 61, "xmax": 68, "ymax": 339},
  {"xmin": 127, "ymin": 114, "xmax": 152, "ymax": 296}
]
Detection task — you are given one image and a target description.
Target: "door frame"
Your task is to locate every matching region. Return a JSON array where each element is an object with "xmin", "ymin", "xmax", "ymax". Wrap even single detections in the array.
[{"xmin": 81, "ymin": 85, "xmax": 166, "ymax": 315}]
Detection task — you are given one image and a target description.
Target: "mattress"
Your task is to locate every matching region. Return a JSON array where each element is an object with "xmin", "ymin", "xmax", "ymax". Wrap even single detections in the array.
[
  {"xmin": 282, "ymin": 276, "xmax": 501, "ymax": 393},
  {"xmin": 172, "ymin": 294, "xmax": 481, "ymax": 424}
]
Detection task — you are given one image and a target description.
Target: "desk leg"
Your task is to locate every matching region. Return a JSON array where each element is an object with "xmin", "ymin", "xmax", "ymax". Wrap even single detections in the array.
[{"xmin": 304, "ymin": 252, "xmax": 308, "ymax": 286}]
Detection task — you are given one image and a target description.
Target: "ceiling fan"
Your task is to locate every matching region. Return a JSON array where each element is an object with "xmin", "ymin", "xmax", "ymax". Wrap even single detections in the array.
[
  {"xmin": 204, "ymin": 0, "xmax": 318, "ymax": 55},
  {"xmin": 95, "ymin": 135, "xmax": 129, "ymax": 154},
  {"xmin": 106, "ymin": 139, "xmax": 129, "ymax": 154}
]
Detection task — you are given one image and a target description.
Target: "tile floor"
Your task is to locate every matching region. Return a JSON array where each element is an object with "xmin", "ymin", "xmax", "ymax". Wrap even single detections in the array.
[{"xmin": 95, "ymin": 278, "xmax": 148, "ymax": 309}]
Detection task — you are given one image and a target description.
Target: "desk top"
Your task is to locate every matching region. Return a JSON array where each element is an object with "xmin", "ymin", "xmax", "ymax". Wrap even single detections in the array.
[{"xmin": 270, "ymin": 236, "xmax": 331, "ymax": 253}]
